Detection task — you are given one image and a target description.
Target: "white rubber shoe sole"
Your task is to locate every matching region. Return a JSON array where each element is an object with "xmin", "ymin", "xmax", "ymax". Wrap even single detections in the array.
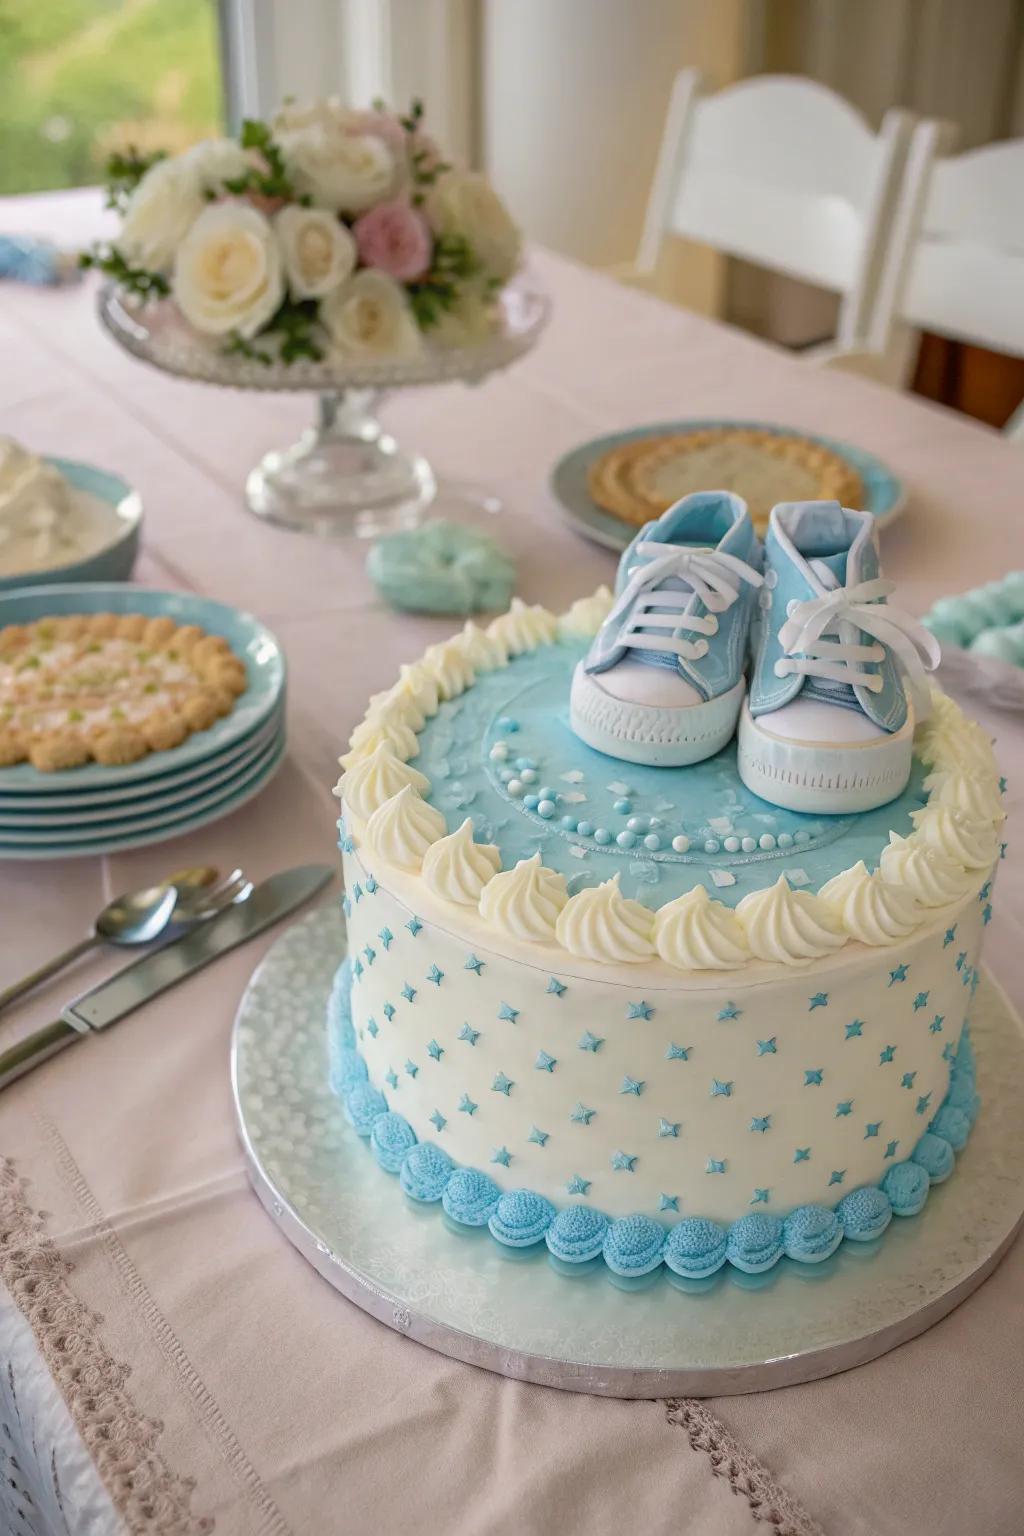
[
  {"xmin": 737, "ymin": 700, "xmax": 915, "ymax": 814},
  {"xmin": 570, "ymin": 665, "xmax": 744, "ymax": 767}
]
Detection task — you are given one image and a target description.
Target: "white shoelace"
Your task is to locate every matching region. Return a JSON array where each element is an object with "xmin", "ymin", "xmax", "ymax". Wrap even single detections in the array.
[
  {"xmin": 609, "ymin": 541, "xmax": 764, "ymax": 662},
  {"xmin": 775, "ymin": 578, "xmax": 940, "ymax": 709}
]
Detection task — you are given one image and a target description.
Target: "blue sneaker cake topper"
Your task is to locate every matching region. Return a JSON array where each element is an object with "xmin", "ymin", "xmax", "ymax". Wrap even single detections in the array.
[
  {"xmin": 739, "ymin": 501, "xmax": 940, "ymax": 813},
  {"xmin": 570, "ymin": 491, "xmax": 763, "ymax": 766}
]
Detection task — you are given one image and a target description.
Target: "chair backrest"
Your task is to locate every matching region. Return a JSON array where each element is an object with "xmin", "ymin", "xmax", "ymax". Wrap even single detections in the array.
[
  {"xmin": 869, "ymin": 124, "xmax": 1024, "ymax": 360},
  {"xmin": 637, "ymin": 72, "xmax": 912, "ymax": 348}
]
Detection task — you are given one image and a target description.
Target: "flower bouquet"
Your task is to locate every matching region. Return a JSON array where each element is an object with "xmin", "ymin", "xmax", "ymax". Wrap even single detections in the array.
[{"xmin": 88, "ymin": 100, "xmax": 547, "ymax": 535}]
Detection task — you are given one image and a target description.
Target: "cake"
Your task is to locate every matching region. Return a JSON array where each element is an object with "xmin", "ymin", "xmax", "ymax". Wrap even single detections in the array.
[{"xmin": 328, "ymin": 591, "xmax": 1000, "ymax": 1280}]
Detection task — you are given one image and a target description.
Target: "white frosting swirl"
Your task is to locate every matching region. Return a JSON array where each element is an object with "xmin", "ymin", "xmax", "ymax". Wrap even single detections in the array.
[
  {"xmin": 421, "ymin": 817, "xmax": 501, "ymax": 904},
  {"xmin": 421, "ymin": 640, "xmax": 475, "ymax": 700},
  {"xmin": 736, "ymin": 876, "xmax": 847, "ymax": 965},
  {"xmin": 910, "ymin": 803, "xmax": 998, "ymax": 870},
  {"xmin": 654, "ymin": 885, "xmax": 750, "ymax": 971},
  {"xmin": 397, "ymin": 661, "xmax": 439, "ymax": 718},
  {"xmin": 486, "ymin": 597, "xmax": 557, "ymax": 656},
  {"xmin": 333, "ymin": 742, "xmax": 430, "ymax": 819},
  {"xmin": 477, "ymin": 852, "xmax": 568, "ymax": 943},
  {"xmin": 364, "ymin": 784, "xmax": 447, "ymax": 870},
  {"xmin": 923, "ymin": 768, "xmax": 1005, "ymax": 824},
  {"xmin": 456, "ymin": 621, "xmax": 508, "ymax": 671},
  {"xmin": 367, "ymin": 677, "xmax": 427, "ymax": 732},
  {"xmin": 558, "ymin": 585, "xmax": 614, "ymax": 640},
  {"xmin": 555, "ymin": 875, "xmax": 655, "ymax": 964},
  {"xmin": 879, "ymin": 832, "xmax": 972, "ymax": 907},
  {"xmin": 341, "ymin": 707, "xmax": 419, "ymax": 768},
  {"xmin": 920, "ymin": 713, "xmax": 997, "ymax": 775},
  {"xmin": 819, "ymin": 861, "xmax": 919, "ymax": 946}
]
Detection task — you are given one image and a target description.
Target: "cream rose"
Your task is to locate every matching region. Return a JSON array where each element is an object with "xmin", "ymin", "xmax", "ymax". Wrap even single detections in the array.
[
  {"xmin": 182, "ymin": 137, "xmax": 254, "ymax": 191},
  {"xmin": 275, "ymin": 110, "xmax": 396, "ymax": 214},
  {"xmin": 172, "ymin": 203, "xmax": 284, "ymax": 338},
  {"xmin": 426, "ymin": 171, "xmax": 520, "ymax": 284},
  {"xmin": 321, "ymin": 270, "xmax": 422, "ymax": 360},
  {"xmin": 430, "ymin": 287, "xmax": 499, "ymax": 349},
  {"xmin": 275, "ymin": 206, "xmax": 356, "ymax": 299},
  {"xmin": 117, "ymin": 156, "xmax": 205, "ymax": 273}
]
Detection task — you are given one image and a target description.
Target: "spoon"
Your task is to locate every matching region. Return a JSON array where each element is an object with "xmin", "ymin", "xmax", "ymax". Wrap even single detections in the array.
[{"xmin": 0, "ymin": 865, "xmax": 219, "ymax": 1015}]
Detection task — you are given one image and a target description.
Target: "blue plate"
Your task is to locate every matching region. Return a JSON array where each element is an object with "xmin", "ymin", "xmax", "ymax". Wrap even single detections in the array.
[
  {"xmin": 0, "ymin": 585, "xmax": 286, "ymax": 794},
  {"xmin": 0, "ymin": 457, "xmax": 142, "ymax": 591},
  {"xmin": 550, "ymin": 419, "xmax": 907, "ymax": 553}
]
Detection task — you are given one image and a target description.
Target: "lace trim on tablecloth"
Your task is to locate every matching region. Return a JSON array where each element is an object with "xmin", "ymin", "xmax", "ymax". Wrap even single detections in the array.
[
  {"xmin": 665, "ymin": 1399, "xmax": 826, "ymax": 1536},
  {"xmin": 0, "ymin": 1156, "xmax": 212, "ymax": 1536}
]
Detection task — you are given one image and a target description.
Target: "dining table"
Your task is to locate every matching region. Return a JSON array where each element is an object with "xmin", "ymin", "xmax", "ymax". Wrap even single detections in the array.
[{"xmin": 1, "ymin": 187, "xmax": 1023, "ymax": 1536}]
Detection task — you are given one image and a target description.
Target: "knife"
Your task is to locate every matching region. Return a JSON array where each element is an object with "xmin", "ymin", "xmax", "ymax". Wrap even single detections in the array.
[{"xmin": 0, "ymin": 863, "xmax": 334, "ymax": 1091}]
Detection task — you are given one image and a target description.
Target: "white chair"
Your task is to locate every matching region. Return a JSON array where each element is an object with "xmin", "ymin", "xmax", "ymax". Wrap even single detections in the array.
[
  {"xmin": 633, "ymin": 71, "xmax": 913, "ymax": 355},
  {"xmin": 865, "ymin": 124, "xmax": 1024, "ymax": 432}
]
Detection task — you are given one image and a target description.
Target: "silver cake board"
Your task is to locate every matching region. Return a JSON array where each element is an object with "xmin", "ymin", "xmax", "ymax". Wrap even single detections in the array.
[{"xmin": 231, "ymin": 907, "xmax": 1024, "ymax": 1399}]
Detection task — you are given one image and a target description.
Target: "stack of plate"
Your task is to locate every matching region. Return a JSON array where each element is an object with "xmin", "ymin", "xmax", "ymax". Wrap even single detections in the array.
[{"xmin": 0, "ymin": 585, "xmax": 286, "ymax": 860}]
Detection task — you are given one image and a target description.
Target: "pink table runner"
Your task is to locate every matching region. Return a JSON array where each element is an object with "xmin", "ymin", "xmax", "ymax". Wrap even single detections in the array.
[{"xmin": 1, "ymin": 190, "xmax": 1023, "ymax": 1535}]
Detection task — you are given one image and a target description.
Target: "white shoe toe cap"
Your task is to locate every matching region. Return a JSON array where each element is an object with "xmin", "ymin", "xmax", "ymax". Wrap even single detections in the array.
[
  {"xmin": 592, "ymin": 660, "xmax": 703, "ymax": 709},
  {"xmin": 763, "ymin": 697, "xmax": 887, "ymax": 745}
]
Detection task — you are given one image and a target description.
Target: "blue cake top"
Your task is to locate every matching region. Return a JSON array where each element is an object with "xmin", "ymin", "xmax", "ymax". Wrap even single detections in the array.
[{"xmin": 412, "ymin": 638, "xmax": 926, "ymax": 909}]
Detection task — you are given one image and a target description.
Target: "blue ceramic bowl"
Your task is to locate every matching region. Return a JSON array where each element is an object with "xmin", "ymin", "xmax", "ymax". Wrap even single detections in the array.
[{"xmin": 0, "ymin": 457, "xmax": 142, "ymax": 591}]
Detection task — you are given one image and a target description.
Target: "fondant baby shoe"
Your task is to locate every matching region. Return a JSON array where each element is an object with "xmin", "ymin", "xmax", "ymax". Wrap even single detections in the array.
[
  {"xmin": 569, "ymin": 491, "xmax": 763, "ymax": 765},
  {"xmin": 738, "ymin": 501, "xmax": 940, "ymax": 813}
]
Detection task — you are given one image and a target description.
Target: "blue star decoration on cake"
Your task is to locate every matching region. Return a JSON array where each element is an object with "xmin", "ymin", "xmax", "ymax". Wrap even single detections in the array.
[
  {"xmin": 620, "ymin": 1075, "xmax": 645, "ymax": 1096},
  {"xmin": 567, "ymin": 1175, "xmax": 591, "ymax": 1195},
  {"xmin": 363, "ymin": 945, "xmax": 376, "ymax": 966},
  {"xmin": 379, "ymin": 927, "xmax": 394, "ymax": 950},
  {"xmin": 956, "ymin": 951, "xmax": 967, "ymax": 972},
  {"xmin": 809, "ymin": 992, "xmax": 829, "ymax": 1011},
  {"xmin": 406, "ymin": 917, "xmax": 423, "ymax": 937},
  {"xmin": 578, "ymin": 1031, "xmax": 604, "ymax": 1052},
  {"xmin": 659, "ymin": 1194, "xmax": 679, "ymax": 1213},
  {"xmin": 458, "ymin": 1094, "xmax": 477, "ymax": 1115},
  {"xmin": 706, "ymin": 1158, "xmax": 727, "ymax": 1174},
  {"xmin": 341, "ymin": 893, "xmax": 351, "ymax": 917},
  {"xmin": 528, "ymin": 1126, "xmax": 549, "ymax": 1146},
  {"xmin": 750, "ymin": 1115, "xmax": 771, "ymax": 1134},
  {"xmin": 351, "ymin": 882, "xmax": 363, "ymax": 903},
  {"xmin": 864, "ymin": 1121, "xmax": 881, "ymax": 1139},
  {"xmin": 658, "ymin": 1119, "xmax": 680, "ymax": 1138},
  {"xmin": 364, "ymin": 875, "xmax": 378, "ymax": 894},
  {"xmin": 901, "ymin": 1071, "xmax": 917, "ymax": 1089},
  {"xmin": 546, "ymin": 977, "xmax": 567, "ymax": 997},
  {"xmin": 983, "ymin": 903, "xmax": 993, "ymax": 925},
  {"xmin": 401, "ymin": 983, "xmax": 417, "ymax": 1003},
  {"xmin": 943, "ymin": 925, "xmax": 957, "ymax": 947},
  {"xmin": 710, "ymin": 1079, "xmax": 733, "ymax": 1098},
  {"xmin": 666, "ymin": 1043, "xmax": 691, "ymax": 1061},
  {"xmin": 879, "ymin": 1045, "xmax": 896, "ymax": 1064},
  {"xmin": 835, "ymin": 1100, "xmax": 853, "ymax": 1117},
  {"xmin": 751, "ymin": 1189, "xmax": 771, "ymax": 1205},
  {"xmin": 383, "ymin": 1002, "xmax": 396, "ymax": 1022},
  {"xmin": 627, "ymin": 1000, "xmax": 654, "ymax": 1020},
  {"xmin": 717, "ymin": 1002, "xmax": 741, "ymax": 1022},
  {"xmin": 535, "ymin": 1051, "xmax": 557, "ymax": 1072},
  {"xmin": 756, "ymin": 1037, "xmax": 777, "ymax": 1056},
  {"xmin": 430, "ymin": 1110, "xmax": 447, "ymax": 1132},
  {"xmin": 916, "ymin": 1093, "xmax": 932, "ymax": 1115},
  {"xmin": 404, "ymin": 1059, "xmax": 419, "ymax": 1079},
  {"xmin": 426, "ymin": 964, "xmax": 444, "ymax": 986},
  {"xmin": 912, "ymin": 991, "xmax": 929, "ymax": 1011},
  {"xmin": 888, "ymin": 963, "xmax": 909, "ymax": 985},
  {"xmin": 804, "ymin": 1068, "xmax": 824, "ymax": 1086},
  {"xmin": 464, "ymin": 954, "xmax": 485, "ymax": 975},
  {"xmin": 794, "ymin": 1147, "xmax": 811, "ymax": 1163},
  {"xmin": 458, "ymin": 1024, "xmax": 479, "ymax": 1045},
  {"xmin": 884, "ymin": 1140, "xmax": 899, "ymax": 1159},
  {"xmin": 942, "ymin": 1040, "xmax": 956, "ymax": 1064},
  {"xmin": 352, "ymin": 957, "xmax": 363, "ymax": 980},
  {"xmin": 385, "ymin": 1069, "xmax": 399, "ymax": 1089},
  {"xmin": 492, "ymin": 1071, "xmax": 514, "ymax": 1095},
  {"xmin": 845, "ymin": 1019, "xmax": 864, "ymax": 1039},
  {"xmin": 829, "ymin": 1170, "xmax": 846, "ymax": 1186},
  {"xmin": 929, "ymin": 1015, "xmax": 945, "ymax": 1034},
  {"xmin": 426, "ymin": 1039, "xmax": 444, "ymax": 1061},
  {"xmin": 497, "ymin": 1002, "xmax": 519, "ymax": 1023},
  {"xmin": 491, "ymin": 1146, "xmax": 512, "ymax": 1167},
  {"xmin": 366, "ymin": 1019, "xmax": 379, "ymax": 1038},
  {"xmin": 570, "ymin": 1103, "xmax": 596, "ymax": 1125},
  {"xmin": 611, "ymin": 1150, "xmax": 637, "ymax": 1172}
]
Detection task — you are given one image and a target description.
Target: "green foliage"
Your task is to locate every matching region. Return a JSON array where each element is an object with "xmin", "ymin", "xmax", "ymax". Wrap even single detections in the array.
[
  {"xmin": 103, "ymin": 146, "xmax": 166, "ymax": 211},
  {"xmin": 223, "ymin": 299, "xmax": 325, "ymax": 366},
  {"xmin": 78, "ymin": 244, "xmax": 169, "ymax": 299},
  {"xmin": 407, "ymin": 235, "xmax": 482, "ymax": 331},
  {"xmin": 221, "ymin": 118, "xmax": 298, "ymax": 202}
]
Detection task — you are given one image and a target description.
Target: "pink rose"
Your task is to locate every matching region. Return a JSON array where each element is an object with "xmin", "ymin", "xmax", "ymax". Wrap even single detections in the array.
[{"xmin": 354, "ymin": 198, "xmax": 432, "ymax": 282}]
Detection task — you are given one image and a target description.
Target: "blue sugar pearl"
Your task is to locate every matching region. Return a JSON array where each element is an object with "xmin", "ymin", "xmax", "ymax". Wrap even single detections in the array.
[
  {"xmin": 577, "ymin": 820, "xmax": 594, "ymax": 837},
  {"xmin": 643, "ymin": 833, "xmax": 661, "ymax": 851},
  {"xmin": 741, "ymin": 836, "xmax": 756, "ymax": 853},
  {"xmin": 613, "ymin": 798, "xmax": 632, "ymax": 815},
  {"xmin": 515, "ymin": 757, "xmax": 531, "ymax": 770},
  {"xmin": 626, "ymin": 816, "xmax": 646, "ymax": 832},
  {"xmin": 723, "ymin": 836, "xmax": 740, "ymax": 853},
  {"xmin": 537, "ymin": 799, "xmax": 557, "ymax": 819},
  {"xmin": 523, "ymin": 794, "xmax": 540, "ymax": 811},
  {"xmin": 704, "ymin": 838, "xmax": 720, "ymax": 854},
  {"xmin": 794, "ymin": 829, "xmax": 810, "ymax": 845},
  {"xmin": 759, "ymin": 833, "xmax": 776, "ymax": 851},
  {"xmin": 777, "ymin": 832, "xmax": 794, "ymax": 848},
  {"xmin": 497, "ymin": 717, "xmax": 519, "ymax": 733},
  {"xmin": 616, "ymin": 830, "xmax": 637, "ymax": 849},
  {"xmin": 594, "ymin": 827, "xmax": 612, "ymax": 845},
  {"xmin": 561, "ymin": 814, "xmax": 577, "ymax": 829},
  {"xmin": 520, "ymin": 768, "xmax": 538, "ymax": 785},
  {"xmin": 498, "ymin": 767, "xmax": 514, "ymax": 783},
  {"xmin": 538, "ymin": 786, "xmax": 556, "ymax": 802}
]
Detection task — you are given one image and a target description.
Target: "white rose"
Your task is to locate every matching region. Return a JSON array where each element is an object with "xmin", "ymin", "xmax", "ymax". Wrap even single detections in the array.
[
  {"xmin": 117, "ymin": 156, "xmax": 205, "ymax": 273},
  {"xmin": 275, "ymin": 205, "xmax": 356, "ymax": 300},
  {"xmin": 276, "ymin": 120, "xmax": 396, "ymax": 214},
  {"xmin": 172, "ymin": 203, "xmax": 284, "ymax": 338},
  {"xmin": 430, "ymin": 287, "xmax": 500, "ymax": 349},
  {"xmin": 182, "ymin": 137, "xmax": 254, "ymax": 191},
  {"xmin": 426, "ymin": 171, "xmax": 521, "ymax": 284},
  {"xmin": 321, "ymin": 270, "xmax": 422, "ymax": 360}
]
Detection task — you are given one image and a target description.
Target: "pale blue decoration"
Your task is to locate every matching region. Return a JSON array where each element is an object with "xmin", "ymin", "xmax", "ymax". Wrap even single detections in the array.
[
  {"xmin": 363, "ymin": 945, "xmax": 376, "ymax": 966},
  {"xmin": 611, "ymin": 1150, "xmax": 637, "ymax": 1172},
  {"xmin": 804, "ymin": 1068, "xmax": 824, "ymax": 1086},
  {"xmin": 406, "ymin": 916, "xmax": 423, "ymax": 936},
  {"xmin": 627, "ymin": 1000, "xmax": 654, "ymax": 1020},
  {"xmin": 547, "ymin": 977, "xmax": 567, "ymax": 997},
  {"xmin": 901, "ymin": 1071, "xmax": 917, "ymax": 1089},
  {"xmin": 426, "ymin": 963, "xmax": 444, "ymax": 985},
  {"xmin": 545, "ymin": 1205, "xmax": 608, "ymax": 1263},
  {"xmin": 497, "ymin": 1002, "xmax": 519, "ymax": 1022},
  {"xmin": 710, "ymin": 1079, "xmax": 732, "ymax": 1098},
  {"xmin": 383, "ymin": 1002, "xmax": 396, "ymax": 1021},
  {"xmin": 603, "ymin": 1215, "xmax": 665, "ymax": 1277},
  {"xmin": 881, "ymin": 1160, "xmax": 930, "ymax": 1215},
  {"xmin": 751, "ymin": 1189, "xmax": 771, "ymax": 1205},
  {"xmin": 458, "ymin": 1093, "xmax": 477, "ymax": 1115},
  {"xmin": 783, "ymin": 1205, "xmax": 843, "ymax": 1262},
  {"xmin": 930, "ymin": 1104, "xmax": 969, "ymax": 1149},
  {"xmin": 666, "ymin": 1043, "xmax": 691, "ymax": 1061},
  {"xmin": 809, "ymin": 992, "xmax": 829, "ymax": 1011},
  {"xmin": 756, "ymin": 1038, "xmax": 777, "ymax": 1056},
  {"xmin": 717, "ymin": 1003, "xmax": 741, "ymax": 1021},
  {"xmin": 457, "ymin": 1024, "xmax": 479, "ymax": 1045},
  {"xmin": 464, "ymin": 954, "xmax": 485, "ymax": 974},
  {"xmin": 912, "ymin": 1132, "xmax": 955, "ymax": 1182},
  {"xmin": 399, "ymin": 1143, "xmax": 454, "ymax": 1201},
  {"xmin": 727, "ymin": 1213, "xmax": 784, "ymax": 1274},
  {"xmin": 916, "ymin": 1092, "xmax": 933, "ymax": 1116},
  {"xmin": 400, "ymin": 982, "xmax": 417, "ymax": 1003},
  {"xmin": 488, "ymin": 1189, "xmax": 555, "ymax": 1247},
  {"xmin": 365, "ymin": 875, "xmax": 378, "ymax": 894},
  {"xmin": 442, "ymin": 1168, "xmax": 501, "ymax": 1226},
  {"xmin": 844, "ymin": 1020, "xmax": 864, "ymax": 1039},
  {"xmin": 371, "ymin": 1112, "xmax": 418, "ymax": 1172},
  {"xmin": 430, "ymin": 1110, "xmax": 447, "ymax": 1133},
  {"xmin": 913, "ymin": 991, "xmax": 929, "ymax": 1011},
  {"xmin": 864, "ymin": 1122, "xmax": 881, "ymax": 1139},
  {"xmin": 944, "ymin": 926, "xmax": 957, "ymax": 947},
  {"xmin": 404, "ymin": 1059, "xmax": 419, "ymax": 1079},
  {"xmin": 836, "ymin": 1186, "xmax": 892, "ymax": 1241},
  {"xmin": 930, "ymin": 1015, "xmax": 945, "ymax": 1034},
  {"xmin": 619, "ymin": 1075, "xmax": 644, "ymax": 1096},
  {"xmin": 426, "ymin": 1039, "xmax": 444, "ymax": 1061},
  {"xmin": 750, "ymin": 1115, "xmax": 771, "ymax": 1134},
  {"xmin": 879, "ymin": 1044, "xmax": 896, "ymax": 1063},
  {"xmin": 344, "ymin": 1082, "xmax": 388, "ymax": 1136},
  {"xmin": 706, "ymin": 1158, "xmax": 726, "ymax": 1175},
  {"xmin": 366, "ymin": 1019, "xmax": 379, "ymax": 1039},
  {"xmin": 492, "ymin": 1071, "xmax": 514, "ymax": 1095},
  {"xmin": 659, "ymin": 1194, "xmax": 679, "ymax": 1213},
  {"xmin": 578, "ymin": 1031, "xmax": 604, "ymax": 1052},
  {"xmin": 664, "ymin": 1218, "xmax": 728, "ymax": 1279},
  {"xmin": 527, "ymin": 1126, "xmax": 549, "ymax": 1147},
  {"xmin": 794, "ymin": 1147, "xmax": 811, "ymax": 1163},
  {"xmin": 828, "ymin": 1170, "xmax": 846, "ymax": 1186},
  {"xmin": 367, "ymin": 520, "xmax": 516, "ymax": 615},
  {"xmin": 385, "ymin": 1069, "xmax": 399, "ymax": 1089},
  {"xmin": 491, "ymin": 1146, "xmax": 512, "ymax": 1167},
  {"xmin": 889, "ymin": 963, "xmax": 909, "ymax": 984},
  {"xmin": 884, "ymin": 1139, "xmax": 899, "ymax": 1158},
  {"xmin": 566, "ymin": 1174, "xmax": 591, "ymax": 1195},
  {"xmin": 535, "ymin": 1051, "xmax": 557, "ymax": 1073},
  {"xmin": 570, "ymin": 1103, "xmax": 596, "ymax": 1126},
  {"xmin": 658, "ymin": 1119, "xmax": 680, "ymax": 1139},
  {"xmin": 835, "ymin": 1100, "xmax": 853, "ymax": 1117}
]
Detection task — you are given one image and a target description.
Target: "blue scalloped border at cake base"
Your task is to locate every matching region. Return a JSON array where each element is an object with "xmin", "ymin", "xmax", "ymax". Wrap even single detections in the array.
[{"xmin": 232, "ymin": 906, "xmax": 1024, "ymax": 1399}]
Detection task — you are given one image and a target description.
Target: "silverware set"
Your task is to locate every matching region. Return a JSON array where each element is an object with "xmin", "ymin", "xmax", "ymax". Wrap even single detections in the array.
[{"xmin": 0, "ymin": 862, "xmax": 333, "ymax": 1090}]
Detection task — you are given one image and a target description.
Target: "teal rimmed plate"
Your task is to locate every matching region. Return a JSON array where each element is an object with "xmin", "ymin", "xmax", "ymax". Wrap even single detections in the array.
[
  {"xmin": 0, "ymin": 457, "xmax": 142, "ymax": 591},
  {"xmin": 0, "ymin": 585, "xmax": 286, "ymax": 794},
  {"xmin": 550, "ymin": 419, "xmax": 907, "ymax": 553}
]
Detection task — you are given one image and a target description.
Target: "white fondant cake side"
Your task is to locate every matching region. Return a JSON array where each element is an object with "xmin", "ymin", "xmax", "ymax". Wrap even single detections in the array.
[{"xmin": 342, "ymin": 842, "xmax": 986, "ymax": 1222}]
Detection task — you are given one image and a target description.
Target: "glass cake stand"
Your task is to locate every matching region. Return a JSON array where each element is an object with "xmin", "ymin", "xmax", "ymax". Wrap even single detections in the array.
[
  {"xmin": 232, "ymin": 905, "xmax": 1024, "ymax": 1399},
  {"xmin": 97, "ymin": 278, "xmax": 550, "ymax": 539}
]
